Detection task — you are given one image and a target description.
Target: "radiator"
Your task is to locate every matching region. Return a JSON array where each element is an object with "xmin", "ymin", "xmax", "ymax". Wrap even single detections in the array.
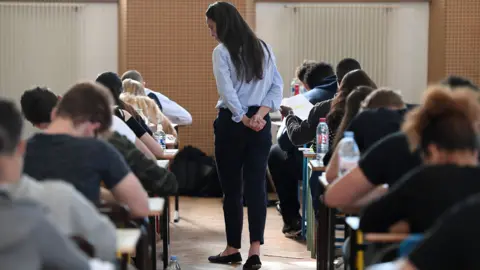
[
  {"xmin": 285, "ymin": 4, "xmax": 394, "ymax": 89},
  {"xmin": 0, "ymin": 2, "xmax": 82, "ymax": 137}
]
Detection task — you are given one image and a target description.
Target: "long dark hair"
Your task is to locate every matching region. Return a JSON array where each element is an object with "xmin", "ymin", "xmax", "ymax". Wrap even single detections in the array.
[
  {"xmin": 95, "ymin": 72, "xmax": 140, "ymax": 119},
  {"xmin": 332, "ymin": 86, "xmax": 374, "ymax": 149},
  {"xmin": 206, "ymin": 2, "xmax": 270, "ymax": 82},
  {"xmin": 327, "ymin": 69, "xmax": 377, "ymax": 135}
]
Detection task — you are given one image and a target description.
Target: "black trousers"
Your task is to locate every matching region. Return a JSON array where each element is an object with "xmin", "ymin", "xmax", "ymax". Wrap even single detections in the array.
[
  {"xmin": 268, "ymin": 144, "xmax": 303, "ymax": 225},
  {"xmin": 214, "ymin": 107, "xmax": 272, "ymax": 249}
]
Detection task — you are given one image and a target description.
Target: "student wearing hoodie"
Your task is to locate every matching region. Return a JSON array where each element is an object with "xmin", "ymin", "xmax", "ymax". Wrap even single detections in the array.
[
  {"xmin": 269, "ymin": 59, "xmax": 360, "ymax": 236},
  {"xmin": 0, "ymin": 100, "xmax": 96, "ymax": 269}
]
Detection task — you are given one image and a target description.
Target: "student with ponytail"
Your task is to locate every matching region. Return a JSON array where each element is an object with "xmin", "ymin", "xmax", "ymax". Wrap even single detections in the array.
[{"xmin": 360, "ymin": 86, "xmax": 480, "ymax": 233}]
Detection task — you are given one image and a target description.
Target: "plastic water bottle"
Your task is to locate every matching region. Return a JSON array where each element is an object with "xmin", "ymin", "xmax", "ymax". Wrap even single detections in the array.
[
  {"xmin": 153, "ymin": 124, "xmax": 166, "ymax": 149},
  {"xmin": 166, "ymin": 256, "xmax": 181, "ymax": 270},
  {"xmin": 316, "ymin": 118, "xmax": 329, "ymax": 162},
  {"xmin": 338, "ymin": 131, "xmax": 360, "ymax": 177}
]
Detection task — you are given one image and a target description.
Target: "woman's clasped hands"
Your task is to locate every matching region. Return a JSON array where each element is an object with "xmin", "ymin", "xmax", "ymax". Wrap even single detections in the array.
[{"xmin": 242, "ymin": 115, "xmax": 266, "ymax": 132}]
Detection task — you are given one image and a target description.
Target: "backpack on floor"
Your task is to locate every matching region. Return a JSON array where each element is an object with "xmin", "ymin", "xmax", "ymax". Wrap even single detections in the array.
[{"xmin": 170, "ymin": 146, "xmax": 222, "ymax": 197}]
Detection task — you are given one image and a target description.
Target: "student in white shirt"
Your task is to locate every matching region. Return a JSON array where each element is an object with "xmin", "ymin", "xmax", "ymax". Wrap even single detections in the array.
[{"xmin": 121, "ymin": 70, "xmax": 193, "ymax": 125}]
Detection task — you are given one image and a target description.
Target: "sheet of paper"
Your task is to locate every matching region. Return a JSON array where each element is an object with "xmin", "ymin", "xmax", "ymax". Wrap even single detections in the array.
[{"xmin": 281, "ymin": 94, "xmax": 313, "ymax": 120}]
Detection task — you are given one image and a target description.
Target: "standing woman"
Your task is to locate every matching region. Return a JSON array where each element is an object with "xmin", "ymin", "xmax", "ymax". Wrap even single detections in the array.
[{"xmin": 205, "ymin": 2, "xmax": 283, "ymax": 269}]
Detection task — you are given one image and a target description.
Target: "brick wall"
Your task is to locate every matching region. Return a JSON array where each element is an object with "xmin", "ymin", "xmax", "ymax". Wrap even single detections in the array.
[
  {"xmin": 120, "ymin": 0, "xmax": 254, "ymax": 155},
  {"xmin": 119, "ymin": 0, "xmax": 480, "ymax": 154},
  {"xmin": 428, "ymin": 0, "xmax": 480, "ymax": 85}
]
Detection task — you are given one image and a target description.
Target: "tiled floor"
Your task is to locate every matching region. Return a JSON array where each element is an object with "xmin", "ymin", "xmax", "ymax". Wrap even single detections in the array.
[{"xmin": 166, "ymin": 197, "xmax": 316, "ymax": 270}]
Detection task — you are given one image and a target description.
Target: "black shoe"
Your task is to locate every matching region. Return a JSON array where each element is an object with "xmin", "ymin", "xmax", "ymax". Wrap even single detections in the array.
[
  {"xmin": 243, "ymin": 255, "xmax": 262, "ymax": 269},
  {"xmin": 208, "ymin": 252, "xmax": 242, "ymax": 264},
  {"xmin": 282, "ymin": 219, "xmax": 301, "ymax": 238},
  {"xmin": 276, "ymin": 202, "xmax": 282, "ymax": 214}
]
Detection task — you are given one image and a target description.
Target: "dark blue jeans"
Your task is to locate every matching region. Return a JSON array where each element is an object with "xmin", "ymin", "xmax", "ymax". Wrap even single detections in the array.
[{"xmin": 214, "ymin": 107, "xmax": 272, "ymax": 249}]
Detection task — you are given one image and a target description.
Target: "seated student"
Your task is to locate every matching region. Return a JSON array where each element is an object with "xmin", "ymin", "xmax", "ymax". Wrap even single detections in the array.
[
  {"xmin": 121, "ymin": 70, "xmax": 193, "ymax": 126},
  {"xmin": 20, "ymin": 86, "xmax": 59, "ymax": 130},
  {"xmin": 324, "ymin": 76, "xmax": 480, "ymax": 210},
  {"xmin": 282, "ymin": 58, "xmax": 361, "ymax": 146},
  {"xmin": 0, "ymin": 105, "xmax": 100, "ymax": 269},
  {"xmin": 121, "ymin": 78, "xmax": 178, "ymax": 137},
  {"xmin": 284, "ymin": 69, "xmax": 376, "ymax": 152},
  {"xmin": 395, "ymin": 194, "xmax": 480, "ymax": 270},
  {"xmin": 294, "ymin": 60, "xmax": 317, "ymax": 92},
  {"xmin": 103, "ymin": 131, "xmax": 178, "ymax": 196},
  {"xmin": 23, "ymin": 82, "xmax": 149, "ymax": 217},
  {"xmin": 0, "ymin": 100, "xmax": 116, "ymax": 261},
  {"xmin": 326, "ymin": 88, "xmax": 406, "ymax": 181},
  {"xmin": 360, "ymin": 86, "xmax": 480, "ymax": 233},
  {"xmin": 270, "ymin": 59, "xmax": 362, "ymax": 235},
  {"xmin": 20, "ymin": 86, "xmax": 177, "ymax": 196},
  {"xmin": 0, "ymin": 194, "xmax": 97, "ymax": 269},
  {"xmin": 21, "ymin": 86, "xmax": 155, "ymax": 159},
  {"xmin": 96, "ymin": 72, "xmax": 166, "ymax": 159},
  {"xmin": 301, "ymin": 62, "xmax": 338, "ymax": 105}
]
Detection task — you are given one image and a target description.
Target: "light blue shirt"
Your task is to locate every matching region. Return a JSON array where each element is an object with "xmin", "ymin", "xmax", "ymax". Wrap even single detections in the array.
[{"xmin": 212, "ymin": 43, "xmax": 283, "ymax": 122}]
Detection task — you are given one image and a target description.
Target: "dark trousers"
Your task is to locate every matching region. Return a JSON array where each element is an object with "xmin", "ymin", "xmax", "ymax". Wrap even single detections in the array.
[
  {"xmin": 214, "ymin": 107, "xmax": 272, "ymax": 249},
  {"xmin": 268, "ymin": 144, "xmax": 303, "ymax": 225}
]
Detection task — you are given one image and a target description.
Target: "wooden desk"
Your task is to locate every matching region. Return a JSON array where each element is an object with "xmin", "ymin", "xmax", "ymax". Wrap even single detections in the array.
[
  {"xmin": 157, "ymin": 160, "xmax": 170, "ymax": 169},
  {"xmin": 162, "ymin": 149, "xmax": 178, "ymax": 160},
  {"xmin": 116, "ymin": 228, "xmax": 141, "ymax": 254},
  {"xmin": 148, "ymin": 197, "xmax": 165, "ymax": 216},
  {"xmin": 166, "ymin": 135, "xmax": 177, "ymax": 148},
  {"xmin": 309, "ymin": 159, "xmax": 326, "ymax": 171},
  {"xmin": 302, "ymin": 149, "xmax": 316, "ymax": 159},
  {"xmin": 148, "ymin": 197, "xmax": 167, "ymax": 270},
  {"xmin": 365, "ymin": 233, "xmax": 409, "ymax": 243}
]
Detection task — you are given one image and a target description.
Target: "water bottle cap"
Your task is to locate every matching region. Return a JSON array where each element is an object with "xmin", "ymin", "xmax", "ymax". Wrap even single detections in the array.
[
  {"xmin": 319, "ymin": 118, "xmax": 326, "ymax": 122},
  {"xmin": 344, "ymin": 131, "xmax": 354, "ymax": 138},
  {"xmin": 171, "ymin": 255, "xmax": 177, "ymax": 260}
]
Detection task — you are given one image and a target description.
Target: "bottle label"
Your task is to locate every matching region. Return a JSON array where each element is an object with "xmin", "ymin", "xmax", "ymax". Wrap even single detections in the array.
[{"xmin": 317, "ymin": 134, "xmax": 328, "ymax": 146}]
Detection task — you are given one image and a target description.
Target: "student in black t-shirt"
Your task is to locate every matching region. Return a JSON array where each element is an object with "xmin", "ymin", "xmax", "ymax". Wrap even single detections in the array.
[
  {"xmin": 324, "ymin": 76, "xmax": 480, "ymax": 211},
  {"xmin": 402, "ymin": 194, "xmax": 480, "ymax": 270},
  {"xmin": 96, "ymin": 72, "xmax": 167, "ymax": 159},
  {"xmin": 325, "ymin": 88, "xmax": 406, "ymax": 182},
  {"xmin": 359, "ymin": 86, "xmax": 480, "ymax": 233},
  {"xmin": 23, "ymin": 82, "xmax": 149, "ymax": 217},
  {"xmin": 372, "ymin": 194, "xmax": 480, "ymax": 270}
]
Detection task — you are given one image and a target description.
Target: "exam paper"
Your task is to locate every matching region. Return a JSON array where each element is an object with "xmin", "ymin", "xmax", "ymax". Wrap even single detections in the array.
[{"xmin": 281, "ymin": 94, "xmax": 313, "ymax": 120}]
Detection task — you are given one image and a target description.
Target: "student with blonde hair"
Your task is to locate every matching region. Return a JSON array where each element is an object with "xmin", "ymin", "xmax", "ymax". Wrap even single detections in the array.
[{"xmin": 121, "ymin": 79, "xmax": 177, "ymax": 137}]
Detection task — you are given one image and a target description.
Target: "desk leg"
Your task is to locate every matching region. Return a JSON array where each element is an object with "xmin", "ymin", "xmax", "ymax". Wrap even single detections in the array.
[
  {"xmin": 327, "ymin": 208, "xmax": 335, "ymax": 270},
  {"xmin": 316, "ymin": 198, "xmax": 328, "ymax": 270},
  {"xmin": 174, "ymin": 195, "xmax": 180, "ymax": 223},
  {"xmin": 149, "ymin": 216, "xmax": 157, "ymax": 270},
  {"xmin": 162, "ymin": 196, "xmax": 170, "ymax": 269},
  {"xmin": 301, "ymin": 156, "xmax": 307, "ymax": 238}
]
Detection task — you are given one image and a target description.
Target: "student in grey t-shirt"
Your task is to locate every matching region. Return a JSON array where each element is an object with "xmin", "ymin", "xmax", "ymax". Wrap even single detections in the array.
[
  {"xmin": 0, "ymin": 100, "xmax": 92, "ymax": 269},
  {"xmin": 1, "ymin": 175, "xmax": 116, "ymax": 261},
  {"xmin": 0, "ymin": 194, "xmax": 91, "ymax": 270}
]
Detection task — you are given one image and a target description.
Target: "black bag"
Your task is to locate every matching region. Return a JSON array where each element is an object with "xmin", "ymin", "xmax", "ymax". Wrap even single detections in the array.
[{"xmin": 170, "ymin": 146, "xmax": 222, "ymax": 197}]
